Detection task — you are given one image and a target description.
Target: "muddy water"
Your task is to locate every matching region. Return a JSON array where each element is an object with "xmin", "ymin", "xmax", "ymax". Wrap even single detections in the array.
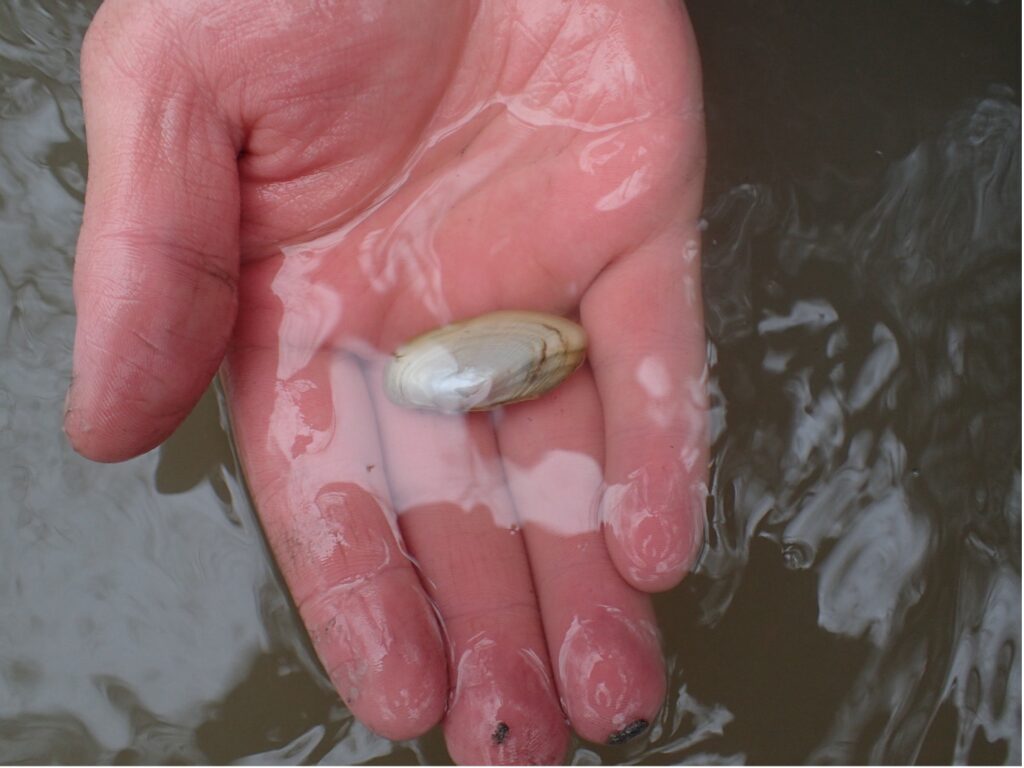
[{"xmin": 0, "ymin": 0, "xmax": 1019, "ymax": 764}]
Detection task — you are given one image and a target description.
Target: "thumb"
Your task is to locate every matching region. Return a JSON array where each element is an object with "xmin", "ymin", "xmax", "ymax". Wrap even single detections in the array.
[{"xmin": 66, "ymin": 7, "xmax": 241, "ymax": 462}]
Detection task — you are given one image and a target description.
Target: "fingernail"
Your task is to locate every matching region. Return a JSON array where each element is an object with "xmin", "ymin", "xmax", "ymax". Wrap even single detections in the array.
[{"xmin": 608, "ymin": 718, "xmax": 649, "ymax": 745}]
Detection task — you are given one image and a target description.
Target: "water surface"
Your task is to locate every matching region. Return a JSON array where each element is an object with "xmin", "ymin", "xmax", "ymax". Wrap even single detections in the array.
[{"xmin": 0, "ymin": 0, "xmax": 1019, "ymax": 764}]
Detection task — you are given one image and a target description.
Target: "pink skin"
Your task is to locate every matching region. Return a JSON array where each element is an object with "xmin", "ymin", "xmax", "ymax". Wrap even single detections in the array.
[
  {"xmin": 65, "ymin": 0, "xmax": 706, "ymax": 762},
  {"xmin": 497, "ymin": 368, "xmax": 667, "ymax": 744}
]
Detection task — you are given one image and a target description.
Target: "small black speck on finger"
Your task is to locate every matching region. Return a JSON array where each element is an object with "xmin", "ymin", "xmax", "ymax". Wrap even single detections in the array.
[
  {"xmin": 607, "ymin": 718, "xmax": 649, "ymax": 745},
  {"xmin": 492, "ymin": 721, "xmax": 510, "ymax": 745}
]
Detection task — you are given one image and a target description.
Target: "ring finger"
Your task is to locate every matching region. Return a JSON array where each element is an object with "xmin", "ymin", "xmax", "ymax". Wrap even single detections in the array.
[{"xmin": 496, "ymin": 365, "xmax": 666, "ymax": 746}]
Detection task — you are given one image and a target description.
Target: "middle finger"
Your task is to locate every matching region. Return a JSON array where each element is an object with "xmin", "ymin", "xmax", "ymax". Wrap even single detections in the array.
[{"xmin": 372, "ymin": 383, "xmax": 569, "ymax": 765}]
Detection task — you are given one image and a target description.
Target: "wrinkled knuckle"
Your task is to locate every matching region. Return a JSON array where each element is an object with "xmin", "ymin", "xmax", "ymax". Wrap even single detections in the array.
[
  {"xmin": 163, "ymin": 241, "xmax": 240, "ymax": 296},
  {"xmin": 94, "ymin": 229, "xmax": 238, "ymax": 296},
  {"xmin": 441, "ymin": 600, "xmax": 538, "ymax": 635}
]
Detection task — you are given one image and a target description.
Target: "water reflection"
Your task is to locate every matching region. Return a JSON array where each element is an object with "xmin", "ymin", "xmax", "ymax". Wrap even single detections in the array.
[{"xmin": 698, "ymin": 91, "xmax": 1021, "ymax": 763}]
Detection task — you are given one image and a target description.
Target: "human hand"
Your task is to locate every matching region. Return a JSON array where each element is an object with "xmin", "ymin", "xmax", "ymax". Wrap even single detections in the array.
[{"xmin": 65, "ymin": 0, "xmax": 707, "ymax": 763}]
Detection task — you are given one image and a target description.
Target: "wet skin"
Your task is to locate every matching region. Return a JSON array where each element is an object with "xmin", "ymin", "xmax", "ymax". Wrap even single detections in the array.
[{"xmin": 65, "ymin": 0, "xmax": 707, "ymax": 763}]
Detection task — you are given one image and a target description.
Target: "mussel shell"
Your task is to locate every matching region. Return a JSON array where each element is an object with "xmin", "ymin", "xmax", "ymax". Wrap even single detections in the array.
[{"xmin": 384, "ymin": 310, "xmax": 587, "ymax": 413}]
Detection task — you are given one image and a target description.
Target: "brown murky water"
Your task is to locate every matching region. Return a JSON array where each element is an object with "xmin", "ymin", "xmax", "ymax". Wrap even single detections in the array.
[{"xmin": 1, "ymin": 0, "xmax": 1019, "ymax": 764}]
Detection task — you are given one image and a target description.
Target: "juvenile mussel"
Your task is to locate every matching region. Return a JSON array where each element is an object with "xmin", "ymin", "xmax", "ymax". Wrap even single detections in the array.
[{"xmin": 384, "ymin": 310, "xmax": 587, "ymax": 413}]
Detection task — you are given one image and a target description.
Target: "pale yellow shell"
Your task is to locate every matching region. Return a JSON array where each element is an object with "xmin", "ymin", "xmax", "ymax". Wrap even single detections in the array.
[{"xmin": 384, "ymin": 310, "xmax": 587, "ymax": 413}]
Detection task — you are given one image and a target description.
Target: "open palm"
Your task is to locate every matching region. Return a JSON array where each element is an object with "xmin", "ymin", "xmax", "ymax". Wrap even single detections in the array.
[{"xmin": 67, "ymin": 1, "xmax": 707, "ymax": 763}]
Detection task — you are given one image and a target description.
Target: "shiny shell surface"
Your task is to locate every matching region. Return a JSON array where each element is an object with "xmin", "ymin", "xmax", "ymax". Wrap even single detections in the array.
[{"xmin": 384, "ymin": 310, "xmax": 587, "ymax": 413}]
